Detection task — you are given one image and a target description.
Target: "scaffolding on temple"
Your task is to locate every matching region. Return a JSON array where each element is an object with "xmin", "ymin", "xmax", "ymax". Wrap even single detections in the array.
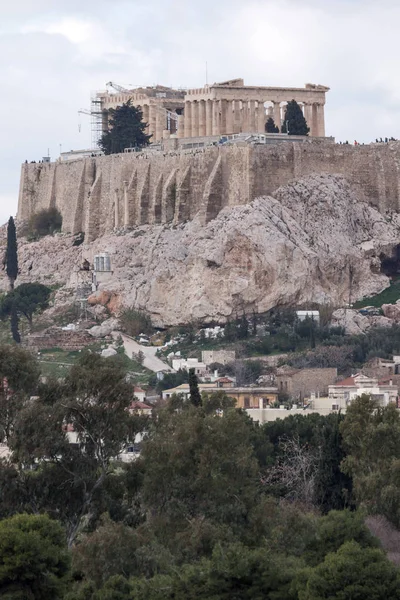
[
  {"xmin": 78, "ymin": 92, "xmax": 105, "ymax": 149},
  {"xmin": 90, "ymin": 94, "xmax": 103, "ymax": 149}
]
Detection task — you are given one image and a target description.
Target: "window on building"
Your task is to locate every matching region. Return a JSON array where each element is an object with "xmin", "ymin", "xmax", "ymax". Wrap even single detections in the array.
[{"xmin": 244, "ymin": 397, "xmax": 250, "ymax": 408}]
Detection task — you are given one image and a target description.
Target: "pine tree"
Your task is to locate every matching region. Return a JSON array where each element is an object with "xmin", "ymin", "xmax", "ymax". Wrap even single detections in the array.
[
  {"xmin": 265, "ymin": 117, "xmax": 279, "ymax": 133},
  {"xmin": 281, "ymin": 100, "xmax": 310, "ymax": 136},
  {"xmin": 6, "ymin": 217, "xmax": 18, "ymax": 290},
  {"xmin": 99, "ymin": 100, "xmax": 151, "ymax": 155},
  {"xmin": 10, "ymin": 302, "xmax": 20, "ymax": 344},
  {"xmin": 188, "ymin": 368, "xmax": 202, "ymax": 407}
]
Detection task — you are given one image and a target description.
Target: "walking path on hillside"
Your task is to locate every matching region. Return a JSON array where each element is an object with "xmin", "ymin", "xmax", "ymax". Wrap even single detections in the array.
[{"xmin": 112, "ymin": 332, "xmax": 175, "ymax": 374}]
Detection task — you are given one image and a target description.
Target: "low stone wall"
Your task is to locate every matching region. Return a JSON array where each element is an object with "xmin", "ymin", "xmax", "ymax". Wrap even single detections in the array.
[{"xmin": 22, "ymin": 327, "xmax": 92, "ymax": 351}]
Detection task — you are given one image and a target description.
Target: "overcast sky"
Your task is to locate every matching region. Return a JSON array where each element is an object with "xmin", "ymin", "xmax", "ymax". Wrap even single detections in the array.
[{"xmin": 2, "ymin": 0, "xmax": 400, "ymax": 224}]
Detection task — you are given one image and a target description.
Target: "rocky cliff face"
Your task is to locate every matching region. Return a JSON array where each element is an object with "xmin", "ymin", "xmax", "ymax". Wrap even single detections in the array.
[{"xmin": 3, "ymin": 174, "xmax": 400, "ymax": 327}]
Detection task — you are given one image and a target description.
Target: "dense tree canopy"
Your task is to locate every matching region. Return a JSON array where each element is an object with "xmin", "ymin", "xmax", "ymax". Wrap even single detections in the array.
[
  {"xmin": 298, "ymin": 541, "xmax": 400, "ymax": 600},
  {"xmin": 0, "ymin": 513, "xmax": 70, "ymax": 600},
  {"xmin": 0, "ymin": 343, "xmax": 398, "ymax": 599},
  {"xmin": 341, "ymin": 394, "xmax": 400, "ymax": 527},
  {"xmin": 2, "ymin": 352, "xmax": 145, "ymax": 546},
  {"xmin": 99, "ymin": 101, "xmax": 151, "ymax": 155}
]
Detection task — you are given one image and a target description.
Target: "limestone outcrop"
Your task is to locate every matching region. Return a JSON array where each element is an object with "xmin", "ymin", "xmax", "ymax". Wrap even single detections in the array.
[
  {"xmin": 88, "ymin": 318, "xmax": 120, "ymax": 338},
  {"xmin": 3, "ymin": 174, "xmax": 400, "ymax": 327},
  {"xmin": 382, "ymin": 302, "xmax": 400, "ymax": 322},
  {"xmin": 331, "ymin": 309, "xmax": 392, "ymax": 335}
]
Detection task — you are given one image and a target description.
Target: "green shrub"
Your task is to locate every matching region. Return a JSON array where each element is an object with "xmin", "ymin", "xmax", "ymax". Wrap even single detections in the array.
[
  {"xmin": 28, "ymin": 207, "xmax": 62, "ymax": 238},
  {"xmin": 119, "ymin": 308, "xmax": 153, "ymax": 337}
]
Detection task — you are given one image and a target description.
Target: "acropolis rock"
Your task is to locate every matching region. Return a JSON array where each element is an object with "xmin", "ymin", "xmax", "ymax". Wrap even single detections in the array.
[{"xmin": 5, "ymin": 174, "xmax": 400, "ymax": 327}]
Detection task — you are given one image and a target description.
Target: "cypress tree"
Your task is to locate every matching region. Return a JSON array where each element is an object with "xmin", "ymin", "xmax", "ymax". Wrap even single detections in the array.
[
  {"xmin": 10, "ymin": 303, "xmax": 21, "ymax": 344},
  {"xmin": 281, "ymin": 100, "xmax": 310, "ymax": 136},
  {"xmin": 189, "ymin": 368, "xmax": 202, "ymax": 407},
  {"xmin": 265, "ymin": 117, "xmax": 279, "ymax": 133},
  {"xmin": 6, "ymin": 217, "xmax": 18, "ymax": 290}
]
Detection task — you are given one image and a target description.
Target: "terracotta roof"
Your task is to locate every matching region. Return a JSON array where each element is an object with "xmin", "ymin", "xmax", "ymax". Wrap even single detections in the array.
[
  {"xmin": 130, "ymin": 401, "xmax": 152, "ymax": 410},
  {"xmin": 215, "ymin": 377, "xmax": 234, "ymax": 383},
  {"xmin": 134, "ymin": 386, "xmax": 146, "ymax": 393}
]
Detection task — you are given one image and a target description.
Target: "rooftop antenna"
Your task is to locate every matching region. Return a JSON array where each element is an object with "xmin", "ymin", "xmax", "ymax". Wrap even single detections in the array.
[{"xmin": 206, "ymin": 61, "xmax": 208, "ymax": 85}]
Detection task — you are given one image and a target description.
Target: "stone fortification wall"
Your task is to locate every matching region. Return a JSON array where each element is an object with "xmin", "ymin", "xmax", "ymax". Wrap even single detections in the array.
[{"xmin": 18, "ymin": 141, "xmax": 400, "ymax": 241}]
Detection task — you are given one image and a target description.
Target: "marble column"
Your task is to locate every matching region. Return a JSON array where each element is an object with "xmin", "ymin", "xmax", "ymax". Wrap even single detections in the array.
[
  {"xmin": 205, "ymin": 100, "xmax": 213, "ymax": 136},
  {"xmin": 242, "ymin": 101, "xmax": 249, "ymax": 132},
  {"xmin": 184, "ymin": 101, "xmax": 192, "ymax": 138},
  {"xmin": 212, "ymin": 100, "xmax": 219, "ymax": 136},
  {"xmin": 304, "ymin": 103, "xmax": 313, "ymax": 135},
  {"xmin": 199, "ymin": 100, "xmax": 206, "ymax": 137},
  {"xmin": 191, "ymin": 101, "xmax": 199, "ymax": 138},
  {"xmin": 177, "ymin": 114, "xmax": 184, "ymax": 138},
  {"xmin": 225, "ymin": 100, "xmax": 233, "ymax": 134},
  {"xmin": 256, "ymin": 102, "xmax": 265, "ymax": 133},
  {"xmin": 273, "ymin": 102, "xmax": 281, "ymax": 131},
  {"xmin": 312, "ymin": 103, "xmax": 318, "ymax": 137},
  {"xmin": 219, "ymin": 99, "xmax": 227, "ymax": 134},
  {"xmin": 148, "ymin": 104, "xmax": 156, "ymax": 141},
  {"xmin": 233, "ymin": 100, "xmax": 241, "ymax": 133},
  {"xmin": 316, "ymin": 103, "xmax": 325, "ymax": 137},
  {"xmin": 249, "ymin": 100, "xmax": 256, "ymax": 132}
]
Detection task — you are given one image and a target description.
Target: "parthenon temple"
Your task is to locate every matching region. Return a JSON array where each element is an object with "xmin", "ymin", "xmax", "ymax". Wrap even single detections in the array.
[{"xmin": 97, "ymin": 78, "xmax": 329, "ymax": 143}]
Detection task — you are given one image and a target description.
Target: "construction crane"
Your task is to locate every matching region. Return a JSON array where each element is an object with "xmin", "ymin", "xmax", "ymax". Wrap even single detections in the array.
[{"xmin": 106, "ymin": 81, "xmax": 133, "ymax": 94}]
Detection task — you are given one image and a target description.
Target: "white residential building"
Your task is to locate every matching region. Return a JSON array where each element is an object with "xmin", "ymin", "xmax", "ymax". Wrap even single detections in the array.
[
  {"xmin": 171, "ymin": 357, "xmax": 208, "ymax": 376},
  {"xmin": 328, "ymin": 373, "xmax": 398, "ymax": 409}
]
